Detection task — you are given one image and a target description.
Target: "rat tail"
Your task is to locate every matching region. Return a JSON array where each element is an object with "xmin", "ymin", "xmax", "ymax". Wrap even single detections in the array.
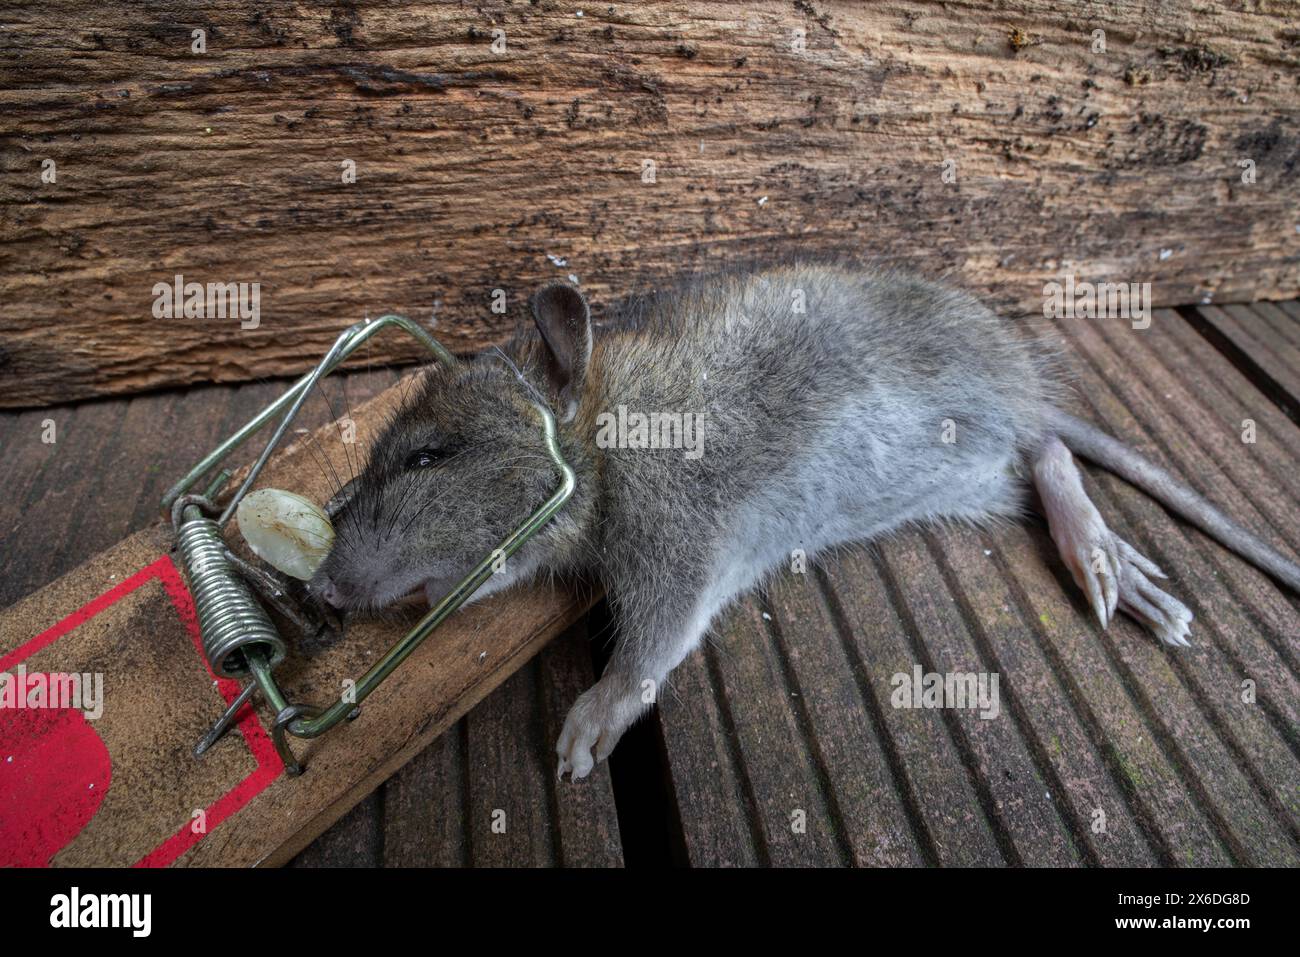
[{"xmin": 1046, "ymin": 408, "xmax": 1300, "ymax": 593}]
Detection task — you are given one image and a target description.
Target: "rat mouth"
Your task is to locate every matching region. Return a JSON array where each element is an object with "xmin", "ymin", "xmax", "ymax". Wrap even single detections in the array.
[
  {"xmin": 395, "ymin": 584, "xmax": 428, "ymax": 606},
  {"xmin": 397, "ymin": 577, "xmax": 454, "ymax": 609},
  {"xmin": 353, "ymin": 572, "xmax": 438, "ymax": 612},
  {"xmin": 355, "ymin": 569, "xmax": 480, "ymax": 614}
]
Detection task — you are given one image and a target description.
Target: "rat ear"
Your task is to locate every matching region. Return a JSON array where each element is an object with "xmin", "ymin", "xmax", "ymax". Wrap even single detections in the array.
[{"xmin": 529, "ymin": 282, "xmax": 591, "ymax": 422}]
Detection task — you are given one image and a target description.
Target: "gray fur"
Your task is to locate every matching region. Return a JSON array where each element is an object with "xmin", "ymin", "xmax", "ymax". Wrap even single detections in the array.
[{"xmin": 311, "ymin": 262, "xmax": 1298, "ymax": 779}]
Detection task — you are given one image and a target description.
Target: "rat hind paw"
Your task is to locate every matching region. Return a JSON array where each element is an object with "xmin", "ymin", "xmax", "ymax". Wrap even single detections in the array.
[
  {"xmin": 1034, "ymin": 435, "xmax": 1193, "ymax": 648},
  {"xmin": 1049, "ymin": 502, "xmax": 1122, "ymax": 630},
  {"xmin": 1063, "ymin": 529, "xmax": 1193, "ymax": 647},
  {"xmin": 1114, "ymin": 541, "xmax": 1193, "ymax": 647}
]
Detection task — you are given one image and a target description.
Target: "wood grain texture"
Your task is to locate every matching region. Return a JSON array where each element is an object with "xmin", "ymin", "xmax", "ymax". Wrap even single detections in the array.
[
  {"xmin": 3, "ymin": 1, "xmax": 1298, "ymax": 406},
  {"xmin": 295, "ymin": 621, "xmax": 624, "ymax": 868},
  {"xmin": 1188, "ymin": 303, "xmax": 1300, "ymax": 421}
]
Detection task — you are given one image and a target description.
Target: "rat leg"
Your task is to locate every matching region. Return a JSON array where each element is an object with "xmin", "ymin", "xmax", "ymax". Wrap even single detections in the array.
[
  {"xmin": 556, "ymin": 578, "xmax": 736, "ymax": 780},
  {"xmin": 1032, "ymin": 435, "xmax": 1192, "ymax": 646}
]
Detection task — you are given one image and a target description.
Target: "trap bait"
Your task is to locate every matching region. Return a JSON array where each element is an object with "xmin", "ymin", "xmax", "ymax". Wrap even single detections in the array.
[
  {"xmin": 162, "ymin": 315, "xmax": 575, "ymax": 775},
  {"xmin": 235, "ymin": 488, "xmax": 335, "ymax": 582}
]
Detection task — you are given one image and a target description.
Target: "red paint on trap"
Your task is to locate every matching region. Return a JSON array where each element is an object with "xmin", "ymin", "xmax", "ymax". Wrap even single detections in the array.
[
  {"xmin": 0, "ymin": 706, "xmax": 112, "ymax": 867},
  {"xmin": 0, "ymin": 556, "xmax": 283, "ymax": 867}
]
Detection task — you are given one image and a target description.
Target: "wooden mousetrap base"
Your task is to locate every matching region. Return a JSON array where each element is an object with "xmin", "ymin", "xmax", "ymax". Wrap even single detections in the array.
[{"xmin": 0, "ymin": 376, "xmax": 595, "ymax": 867}]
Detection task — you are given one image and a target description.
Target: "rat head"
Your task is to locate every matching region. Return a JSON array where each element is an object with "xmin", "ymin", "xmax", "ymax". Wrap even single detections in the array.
[{"xmin": 311, "ymin": 282, "xmax": 591, "ymax": 613}]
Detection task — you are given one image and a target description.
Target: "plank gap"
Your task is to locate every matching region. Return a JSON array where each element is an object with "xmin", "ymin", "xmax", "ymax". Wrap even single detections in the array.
[{"xmin": 1176, "ymin": 303, "xmax": 1300, "ymax": 425}]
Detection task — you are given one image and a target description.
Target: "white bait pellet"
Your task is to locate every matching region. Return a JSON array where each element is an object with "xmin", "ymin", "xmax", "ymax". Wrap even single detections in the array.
[{"xmin": 236, "ymin": 488, "xmax": 335, "ymax": 581}]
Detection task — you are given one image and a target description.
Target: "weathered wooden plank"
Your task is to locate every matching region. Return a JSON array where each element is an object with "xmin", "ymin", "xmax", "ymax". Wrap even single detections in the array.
[
  {"xmin": 1189, "ymin": 304, "xmax": 1300, "ymax": 416},
  {"xmin": 933, "ymin": 524, "xmax": 1161, "ymax": 865},
  {"xmin": 3, "ymin": 1, "xmax": 1298, "ymax": 406},
  {"xmin": 1278, "ymin": 300, "xmax": 1300, "ymax": 328},
  {"xmin": 0, "ymin": 401, "xmax": 131, "ymax": 604},
  {"xmin": 1162, "ymin": 306, "xmax": 1300, "ymax": 516},
  {"xmin": 373, "ymin": 621, "xmax": 627, "ymax": 868},
  {"xmin": 463, "ymin": 653, "xmax": 567, "ymax": 866},
  {"xmin": 818, "ymin": 551, "xmax": 1008, "ymax": 865},
  {"xmin": 289, "ymin": 793, "xmax": 382, "ymax": 868},
  {"xmin": 1250, "ymin": 302, "xmax": 1300, "ymax": 351},
  {"xmin": 657, "ymin": 629, "xmax": 766, "ymax": 866},
  {"xmin": 459, "ymin": 619, "xmax": 623, "ymax": 867},
  {"xmin": 682, "ymin": 598, "xmax": 849, "ymax": 866},
  {"xmin": 764, "ymin": 570, "xmax": 929, "ymax": 866},
  {"xmin": 379, "ymin": 718, "xmax": 469, "ymax": 866},
  {"xmin": 877, "ymin": 532, "xmax": 1083, "ymax": 865}
]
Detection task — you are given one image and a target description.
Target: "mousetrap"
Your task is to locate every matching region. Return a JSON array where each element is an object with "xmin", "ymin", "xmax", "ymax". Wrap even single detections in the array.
[
  {"xmin": 164, "ymin": 315, "xmax": 576, "ymax": 776},
  {"xmin": 0, "ymin": 317, "xmax": 594, "ymax": 867}
]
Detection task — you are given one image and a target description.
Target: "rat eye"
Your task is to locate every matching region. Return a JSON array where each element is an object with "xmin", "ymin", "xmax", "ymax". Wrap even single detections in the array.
[{"xmin": 405, "ymin": 447, "xmax": 446, "ymax": 470}]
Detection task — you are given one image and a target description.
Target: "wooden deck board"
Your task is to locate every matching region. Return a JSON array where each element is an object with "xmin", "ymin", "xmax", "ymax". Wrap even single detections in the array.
[
  {"xmin": 880, "ymin": 533, "xmax": 1083, "ymax": 865},
  {"xmin": 655, "ymin": 630, "xmax": 766, "ymax": 866},
  {"xmin": 764, "ymin": 570, "xmax": 929, "ymax": 866},
  {"xmin": 689, "ymin": 598, "xmax": 850, "ymax": 866},
  {"xmin": 930, "ymin": 524, "xmax": 1160, "ymax": 866},
  {"xmin": 1189, "ymin": 303, "xmax": 1300, "ymax": 420},
  {"xmin": 819, "ymin": 553, "xmax": 1007, "ymax": 865}
]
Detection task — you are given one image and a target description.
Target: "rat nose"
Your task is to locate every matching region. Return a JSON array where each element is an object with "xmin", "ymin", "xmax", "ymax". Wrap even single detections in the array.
[{"xmin": 316, "ymin": 576, "xmax": 347, "ymax": 609}]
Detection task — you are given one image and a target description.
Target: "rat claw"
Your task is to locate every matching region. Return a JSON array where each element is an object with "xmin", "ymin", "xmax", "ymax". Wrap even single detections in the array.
[
  {"xmin": 1121, "ymin": 566, "xmax": 1194, "ymax": 647},
  {"xmin": 1077, "ymin": 544, "xmax": 1114, "ymax": 630},
  {"xmin": 1084, "ymin": 570, "xmax": 1109, "ymax": 630},
  {"xmin": 1104, "ymin": 543, "xmax": 1120, "ymax": 624}
]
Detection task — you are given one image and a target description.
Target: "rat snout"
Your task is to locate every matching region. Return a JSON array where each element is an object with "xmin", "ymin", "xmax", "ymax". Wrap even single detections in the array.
[
  {"xmin": 312, "ymin": 572, "xmax": 370, "ymax": 610},
  {"xmin": 314, "ymin": 573, "xmax": 350, "ymax": 609},
  {"xmin": 312, "ymin": 561, "xmax": 402, "ymax": 611},
  {"xmin": 313, "ymin": 535, "xmax": 434, "ymax": 611}
]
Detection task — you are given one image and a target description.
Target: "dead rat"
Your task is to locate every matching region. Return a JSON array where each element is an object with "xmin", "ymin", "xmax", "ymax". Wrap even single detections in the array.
[{"xmin": 311, "ymin": 263, "xmax": 1300, "ymax": 780}]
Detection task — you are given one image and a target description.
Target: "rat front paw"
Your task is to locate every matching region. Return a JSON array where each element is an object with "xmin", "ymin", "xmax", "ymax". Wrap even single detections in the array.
[{"xmin": 555, "ymin": 675, "xmax": 643, "ymax": 781}]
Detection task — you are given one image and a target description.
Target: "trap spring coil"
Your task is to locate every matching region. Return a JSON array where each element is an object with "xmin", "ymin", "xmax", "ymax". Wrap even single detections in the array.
[{"xmin": 174, "ymin": 503, "xmax": 287, "ymax": 679}]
